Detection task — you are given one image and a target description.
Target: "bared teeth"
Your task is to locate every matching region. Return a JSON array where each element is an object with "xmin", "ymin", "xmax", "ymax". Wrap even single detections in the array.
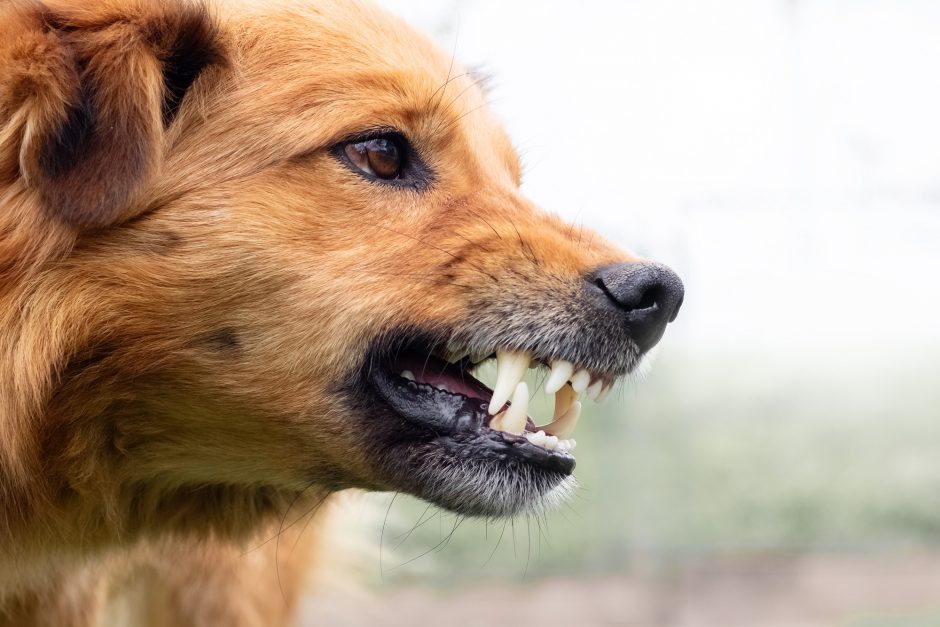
[
  {"xmin": 501, "ymin": 382, "xmax": 530, "ymax": 434},
  {"xmin": 585, "ymin": 380, "xmax": 604, "ymax": 401},
  {"xmin": 553, "ymin": 385, "xmax": 578, "ymax": 421},
  {"xmin": 488, "ymin": 350, "xmax": 531, "ymax": 415},
  {"xmin": 544, "ymin": 360, "xmax": 574, "ymax": 394},
  {"xmin": 570, "ymin": 369, "xmax": 592, "ymax": 393},
  {"xmin": 541, "ymin": 401, "xmax": 582, "ymax": 439},
  {"xmin": 401, "ymin": 370, "xmax": 415, "ymax": 381},
  {"xmin": 469, "ymin": 348, "xmax": 620, "ymax": 454},
  {"xmin": 490, "ymin": 382, "xmax": 529, "ymax": 435},
  {"xmin": 525, "ymin": 430, "xmax": 547, "ymax": 447}
]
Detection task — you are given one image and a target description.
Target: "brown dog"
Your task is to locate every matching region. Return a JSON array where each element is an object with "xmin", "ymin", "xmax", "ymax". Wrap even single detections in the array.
[{"xmin": 0, "ymin": 0, "xmax": 683, "ymax": 623}]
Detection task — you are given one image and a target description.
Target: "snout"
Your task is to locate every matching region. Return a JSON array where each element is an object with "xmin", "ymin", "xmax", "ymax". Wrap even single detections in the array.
[{"xmin": 588, "ymin": 262, "xmax": 684, "ymax": 354}]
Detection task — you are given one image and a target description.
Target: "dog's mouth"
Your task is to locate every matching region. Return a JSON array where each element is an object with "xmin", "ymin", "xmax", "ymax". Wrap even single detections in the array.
[
  {"xmin": 370, "ymin": 348, "xmax": 615, "ymax": 472},
  {"xmin": 359, "ymin": 336, "xmax": 626, "ymax": 516}
]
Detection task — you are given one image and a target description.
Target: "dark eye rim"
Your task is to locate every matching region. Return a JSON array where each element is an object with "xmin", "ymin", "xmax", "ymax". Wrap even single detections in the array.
[{"xmin": 331, "ymin": 128, "xmax": 433, "ymax": 191}]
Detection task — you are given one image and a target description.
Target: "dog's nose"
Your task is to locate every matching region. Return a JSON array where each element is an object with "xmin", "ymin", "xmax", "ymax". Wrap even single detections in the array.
[{"xmin": 589, "ymin": 262, "xmax": 684, "ymax": 353}]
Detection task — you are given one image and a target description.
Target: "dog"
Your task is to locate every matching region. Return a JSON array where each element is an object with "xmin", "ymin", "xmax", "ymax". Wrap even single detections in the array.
[{"xmin": 0, "ymin": 0, "xmax": 684, "ymax": 623}]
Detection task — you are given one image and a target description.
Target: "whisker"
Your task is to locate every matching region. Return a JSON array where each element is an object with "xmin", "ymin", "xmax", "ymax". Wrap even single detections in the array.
[{"xmin": 379, "ymin": 491, "xmax": 399, "ymax": 582}]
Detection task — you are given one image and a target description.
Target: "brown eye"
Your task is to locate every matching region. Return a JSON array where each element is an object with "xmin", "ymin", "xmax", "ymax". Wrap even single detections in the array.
[{"xmin": 344, "ymin": 137, "xmax": 402, "ymax": 180}]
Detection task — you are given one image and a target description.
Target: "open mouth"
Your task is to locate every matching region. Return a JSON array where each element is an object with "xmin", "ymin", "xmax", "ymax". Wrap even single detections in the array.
[{"xmin": 369, "ymin": 343, "xmax": 617, "ymax": 477}]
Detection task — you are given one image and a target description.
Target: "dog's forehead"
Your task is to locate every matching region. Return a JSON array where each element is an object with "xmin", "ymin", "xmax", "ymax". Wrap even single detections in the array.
[
  {"xmin": 201, "ymin": 0, "xmax": 521, "ymax": 184},
  {"xmin": 223, "ymin": 0, "xmax": 456, "ymax": 85}
]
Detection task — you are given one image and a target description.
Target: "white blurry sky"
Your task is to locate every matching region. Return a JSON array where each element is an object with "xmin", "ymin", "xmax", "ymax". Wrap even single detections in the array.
[{"xmin": 377, "ymin": 0, "xmax": 940, "ymax": 357}]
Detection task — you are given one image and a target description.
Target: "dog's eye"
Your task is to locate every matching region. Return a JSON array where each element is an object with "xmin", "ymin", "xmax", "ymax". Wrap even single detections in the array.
[
  {"xmin": 333, "ymin": 132, "xmax": 431, "ymax": 190},
  {"xmin": 344, "ymin": 137, "xmax": 402, "ymax": 180}
]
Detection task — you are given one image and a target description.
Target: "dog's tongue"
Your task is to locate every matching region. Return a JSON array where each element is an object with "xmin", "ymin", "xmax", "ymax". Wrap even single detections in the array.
[{"xmin": 393, "ymin": 354, "xmax": 492, "ymax": 401}]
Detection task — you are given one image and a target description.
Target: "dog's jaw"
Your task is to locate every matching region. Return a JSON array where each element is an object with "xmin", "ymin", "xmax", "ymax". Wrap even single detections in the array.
[{"xmin": 334, "ymin": 320, "xmax": 646, "ymax": 517}]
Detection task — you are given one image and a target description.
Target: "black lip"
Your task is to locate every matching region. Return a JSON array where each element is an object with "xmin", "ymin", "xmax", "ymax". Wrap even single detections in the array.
[{"xmin": 369, "ymin": 364, "xmax": 576, "ymax": 475}]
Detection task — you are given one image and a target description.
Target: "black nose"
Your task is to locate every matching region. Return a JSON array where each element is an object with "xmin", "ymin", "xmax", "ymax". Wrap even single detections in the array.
[{"xmin": 590, "ymin": 262, "xmax": 684, "ymax": 353}]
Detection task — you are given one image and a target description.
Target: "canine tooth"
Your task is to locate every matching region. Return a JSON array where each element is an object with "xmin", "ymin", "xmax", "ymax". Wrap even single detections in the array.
[
  {"xmin": 596, "ymin": 384, "xmax": 613, "ymax": 404},
  {"xmin": 553, "ymin": 385, "xmax": 578, "ymax": 421},
  {"xmin": 526, "ymin": 430, "xmax": 547, "ymax": 447},
  {"xmin": 544, "ymin": 360, "xmax": 574, "ymax": 394},
  {"xmin": 401, "ymin": 370, "xmax": 415, "ymax": 381},
  {"xmin": 586, "ymin": 380, "xmax": 603, "ymax": 401},
  {"xmin": 542, "ymin": 401, "xmax": 581, "ymax": 439},
  {"xmin": 488, "ymin": 350, "xmax": 531, "ymax": 415},
  {"xmin": 544, "ymin": 435, "xmax": 559, "ymax": 451},
  {"xmin": 499, "ymin": 382, "xmax": 529, "ymax": 435},
  {"xmin": 570, "ymin": 369, "xmax": 591, "ymax": 393}
]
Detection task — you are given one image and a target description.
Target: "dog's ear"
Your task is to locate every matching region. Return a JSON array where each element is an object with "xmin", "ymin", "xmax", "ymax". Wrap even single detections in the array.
[{"xmin": 0, "ymin": 0, "xmax": 223, "ymax": 230}]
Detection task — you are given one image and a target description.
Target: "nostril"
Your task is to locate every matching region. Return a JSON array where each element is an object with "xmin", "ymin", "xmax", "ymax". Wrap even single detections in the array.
[
  {"xmin": 594, "ymin": 276, "xmax": 660, "ymax": 313},
  {"xmin": 588, "ymin": 262, "xmax": 684, "ymax": 352},
  {"xmin": 635, "ymin": 286, "xmax": 660, "ymax": 311}
]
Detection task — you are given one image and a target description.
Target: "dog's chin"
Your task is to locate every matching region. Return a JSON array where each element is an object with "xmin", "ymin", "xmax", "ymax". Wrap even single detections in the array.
[
  {"xmin": 344, "ymin": 333, "xmax": 639, "ymax": 517},
  {"xmin": 372, "ymin": 428, "xmax": 579, "ymax": 517}
]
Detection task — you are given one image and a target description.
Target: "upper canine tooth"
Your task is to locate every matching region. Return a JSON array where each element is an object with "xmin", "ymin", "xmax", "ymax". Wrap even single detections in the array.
[
  {"xmin": 544, "ymin": 360, "xmax": 574, "ymax": 394},
  {"xmin": 570, "ymin": 369, "xmax": 592, "ymax": 394},
  {"xmin": 488, "ymin": 350, "xmax": 531, "ymax": 415},
  {"xmin": 553, "ymin": 385, "xmax": 578, "ymax": 421},
  {"xmin": 499, "ymin": 382, "xmax": 530, "ymax": 435},
  {"xmin": 586, "ymin": 380, "xmax": 604, "ymax": 401},
  {"xmin": 542, "ymin": 401, "xmax": 582, "ymax": 439}
]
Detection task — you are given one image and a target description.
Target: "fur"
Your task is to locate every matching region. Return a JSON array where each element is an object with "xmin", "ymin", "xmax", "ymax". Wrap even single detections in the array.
[{"xmin": 0, "ymin": 0, "xmax": 640, "ymax": 623}]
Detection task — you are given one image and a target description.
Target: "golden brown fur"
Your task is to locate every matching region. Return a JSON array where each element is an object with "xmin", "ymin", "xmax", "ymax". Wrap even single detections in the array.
[{"xmin": 0, "ymin": 0, "xmax": 644, "ymax": 623}]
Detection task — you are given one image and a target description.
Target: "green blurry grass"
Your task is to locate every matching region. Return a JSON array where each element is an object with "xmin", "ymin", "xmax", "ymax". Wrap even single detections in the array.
[{"xmin": 364, "ymin": 344, "xmax": 940, "ymax": 586}]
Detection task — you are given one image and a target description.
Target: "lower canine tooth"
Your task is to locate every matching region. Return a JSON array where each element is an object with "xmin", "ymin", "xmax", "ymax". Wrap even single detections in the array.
[
  {"xmin": 498, "ymin": 382, "xmax": 529, "ymax": 435},
  {"xmin": 401, "ymin": 370, "xmax": 415, "ymax": 381},
  {"xmin": 553, "ymin": 385, "xmax": 578, "ymax": 421},
  {"xmin": 542, "ymin": 401, "xmax": 582, "ymax": 439}
]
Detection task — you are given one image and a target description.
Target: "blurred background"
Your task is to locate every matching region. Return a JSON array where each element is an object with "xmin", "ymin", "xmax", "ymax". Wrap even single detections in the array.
[{"xmin": 302, "ymin": 1, "xmax": 940, "ymax": 625}]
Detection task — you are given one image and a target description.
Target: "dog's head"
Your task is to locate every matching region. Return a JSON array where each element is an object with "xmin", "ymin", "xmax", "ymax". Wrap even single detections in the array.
[{"xmin": 0, "ymin": 0, "xmax": 682, "ymax": 525}]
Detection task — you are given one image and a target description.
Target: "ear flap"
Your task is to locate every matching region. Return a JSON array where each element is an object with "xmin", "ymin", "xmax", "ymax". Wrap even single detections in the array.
[{"xmin": 0, "ymin": 0, "xmax": 222, "ymax": 230}]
